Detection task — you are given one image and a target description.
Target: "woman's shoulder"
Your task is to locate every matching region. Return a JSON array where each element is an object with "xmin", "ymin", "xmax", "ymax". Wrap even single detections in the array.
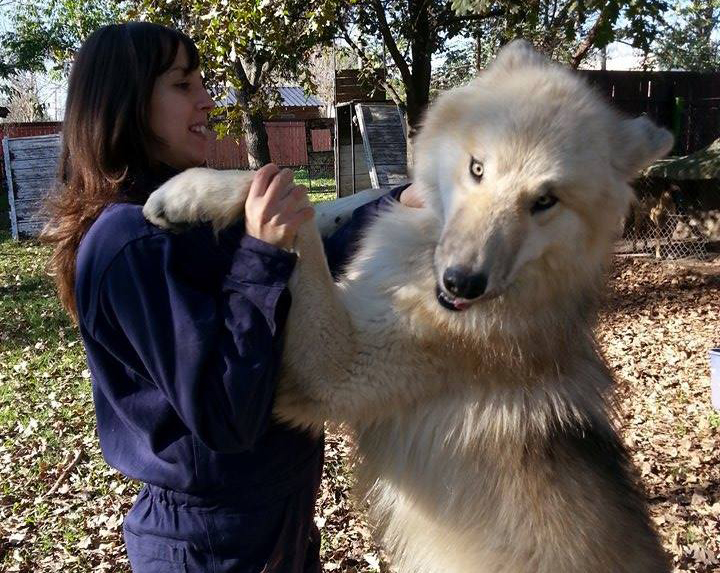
[
  {"xmin": 78, "ymin": 202, "xmax": 218, "ymax": 273},
  {"xmin": 89, "ymin": 202, "xmax": 157, "ymax": 242},
  {"xmin": 77, "ymin": 203, "xmax": 164, "ymax": 273},
  {"xmin": 75, "ymin": 203, "xmax": 220, "ymax": 328}
]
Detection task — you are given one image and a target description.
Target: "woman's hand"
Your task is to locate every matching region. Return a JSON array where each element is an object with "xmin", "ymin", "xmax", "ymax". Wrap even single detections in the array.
[
  {"xmin": 398, "ymin": 184, "xmax": 424, "ymax": 208},
  {"xmin": 245, "ymin": 164, "xmax": 314, "ymax": 250}
]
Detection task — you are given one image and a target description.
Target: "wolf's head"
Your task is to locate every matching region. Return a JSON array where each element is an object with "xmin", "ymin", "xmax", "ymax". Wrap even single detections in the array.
[{"xmin": 413, "ymin": 40, "xmax": 672, "ymax": 317}]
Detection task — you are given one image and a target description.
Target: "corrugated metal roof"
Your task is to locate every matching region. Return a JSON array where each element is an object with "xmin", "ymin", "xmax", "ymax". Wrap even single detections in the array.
[
  {"xmin": 219, "ymin": 86, "xmax": 324, "ymax": 108},
  {"xmin": 279, "ymin": 86, "xmax": 324, "ymax": 107}
]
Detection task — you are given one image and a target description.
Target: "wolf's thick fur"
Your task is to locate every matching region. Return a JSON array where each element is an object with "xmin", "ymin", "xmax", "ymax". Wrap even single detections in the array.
[{"xmin": 144, "ymin": 41, "xmax": 673, "ymax": 572}]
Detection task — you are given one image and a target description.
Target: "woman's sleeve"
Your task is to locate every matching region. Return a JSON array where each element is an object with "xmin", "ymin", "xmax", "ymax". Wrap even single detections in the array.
[
  {"xmin": 96, "ymin": 231, "xmax": 297, "ymax": 453},
  {"xmin": 324, "ymin": 184, "xmax": 408, "ymax": 278}
]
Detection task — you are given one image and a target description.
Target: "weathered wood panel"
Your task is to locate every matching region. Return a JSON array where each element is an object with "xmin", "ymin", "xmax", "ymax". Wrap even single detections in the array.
[
  {"xmin": 334, "ymin": 70, "xmax": 387, "ymax": 104},
  {"xmin": 6, "ymin": 144, "xmax": 61, "ymax": 161},
  {"xmin": 2, "ymin": 136, "xmax": 17, "ymax": 238},
  {"xmin": 338, "ymin": 144, "xmax": 371, "ymax": 196},
  {"xmin": 3, "ymin": 134, "xmax": 61, "ymax": 239},
  {"xmin": 355, "ymin": 103, "xmax": 408, "ymax": 189}
]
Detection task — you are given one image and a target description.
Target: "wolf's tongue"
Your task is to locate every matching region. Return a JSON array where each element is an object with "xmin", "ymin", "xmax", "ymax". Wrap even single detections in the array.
[{"xmin": 454, "ymin": 300, "xmax": 471, "ymax": 310}]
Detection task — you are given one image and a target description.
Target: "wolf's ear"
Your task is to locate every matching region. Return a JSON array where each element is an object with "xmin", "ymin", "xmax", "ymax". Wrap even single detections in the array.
[
  {"xmin": 611, "ymin": 116, "xmax": 674, "ymax": 179},
  {"xmin": 490, "ymin": 39, "xmax": 547, "ymax": 72}
]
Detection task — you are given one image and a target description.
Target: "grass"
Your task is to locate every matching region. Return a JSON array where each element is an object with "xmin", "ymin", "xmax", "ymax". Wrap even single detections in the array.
[
  {"xmin": 0, "ymin": 230, "xmax": 139, "ymax": 571},
  {"xmin": 292, "ymin": 168, "xmax": 336, "ymax": 203},
  {"xmin": 2, "ymin": 204, "xmax": 720, "ymax": 571}
]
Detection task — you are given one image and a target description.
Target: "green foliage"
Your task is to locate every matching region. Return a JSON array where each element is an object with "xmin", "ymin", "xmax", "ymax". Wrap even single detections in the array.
[
  {"xmin": 0, "ymin": 0, "xmax": 340, "ymax": 158},
  {"xmin": 430, "ymin": 40, "xmax": 478, "ymax": 96},
  {"xmin": 467, "ymin": 0, "xmax": 667, "ymax": 66},
  {"xmin": 450, "ymin": 0, "xmax": 667, "ymax": 54},
  {"xmin": 0, "ymin": 0, "xmax": 128, "ymax": 76},
  {"xmin": 652, "ymin": 0, "xmax": 720, "ymax": 71}
]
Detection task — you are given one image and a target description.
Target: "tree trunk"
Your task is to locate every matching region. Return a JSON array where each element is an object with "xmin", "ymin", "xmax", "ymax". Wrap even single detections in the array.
[
  {"xmin": 404, "ymin": 92, "xmax": 425, "ymax": 171},
  {"xmin": 241, "ymin": 108, "xmax": 271, "ymax": 169},
  {"xmin": 233, "ymin": 56, "xmax": 273, "ymax": 169},
  {"xmin": 405, "ymin": 0, "xmax": 433, "ymax": 171}
]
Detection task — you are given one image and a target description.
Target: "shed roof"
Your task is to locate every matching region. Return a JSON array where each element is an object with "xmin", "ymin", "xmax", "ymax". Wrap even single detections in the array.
[
  {"xmin": 278, "ymin": 86, "xmax": 324, "ymax": 107},
  {"xmin": 220, "ymin": 86, "xmax": 324, "ymax": 108}
]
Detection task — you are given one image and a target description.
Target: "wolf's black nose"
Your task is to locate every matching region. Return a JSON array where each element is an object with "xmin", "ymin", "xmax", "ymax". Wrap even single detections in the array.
[{"xmin": 442, "ymin": 266, "xmax": 488, "ymax": 299}]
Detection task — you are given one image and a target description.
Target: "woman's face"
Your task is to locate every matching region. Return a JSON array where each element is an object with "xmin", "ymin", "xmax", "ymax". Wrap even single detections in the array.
[{"xmin": 149, "ymin": 44, "xmax": 215, "ymax": 170}]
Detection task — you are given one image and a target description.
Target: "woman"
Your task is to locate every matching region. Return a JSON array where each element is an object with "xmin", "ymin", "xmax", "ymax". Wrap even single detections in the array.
[{"xmin": 43, "ymin": 22, "xmax": 416, "ymax": 572}]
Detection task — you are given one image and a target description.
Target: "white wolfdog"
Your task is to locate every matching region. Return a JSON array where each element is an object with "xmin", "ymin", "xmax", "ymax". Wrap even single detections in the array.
[{"xmin": 144, "ymin": 41, "xmax": 673, "ymax": 573}]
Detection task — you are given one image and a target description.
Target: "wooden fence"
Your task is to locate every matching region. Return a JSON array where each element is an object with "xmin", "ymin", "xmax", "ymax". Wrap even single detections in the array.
[
  {"xmin": 581, "ymin": 70, "xmax": 720, "ymax": 155},
  {"xmin": 1, "ymin": 120, "xmax": 330, "ymax": 178},
  {"xmin": 0, "ymin": 122, "xmax": 63, "ymax": 186}
]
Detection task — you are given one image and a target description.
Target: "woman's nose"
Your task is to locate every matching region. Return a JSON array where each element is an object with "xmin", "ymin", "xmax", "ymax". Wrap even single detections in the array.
[{"xmin": 198, "ymin": 88, "xmax": 215, "ymax": 111}]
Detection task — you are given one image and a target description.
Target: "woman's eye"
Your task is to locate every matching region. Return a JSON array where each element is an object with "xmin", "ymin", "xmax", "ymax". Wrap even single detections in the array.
[
  {"xmin": 175, "ymin": 82, "xmax": 191, "ymax": 90},
  {"xmin": 469, "ymin": 158, "xmax": 484, "ymax": 180},
  {"xmin": 531, "ymin": 193, "xmax": 559, "ymax": 214}
]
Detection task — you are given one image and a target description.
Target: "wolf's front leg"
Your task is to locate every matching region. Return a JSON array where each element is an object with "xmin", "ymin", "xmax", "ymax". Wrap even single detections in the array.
[
  {"xmin": 143, "ymin": 168, "xmax": 256, "ymax": 232},
  {"xmin": 143, "ymin": 167, "xmax": 386, "ymax": 236},
  {"xmin": 273, "ymin": 220, "xmax": 356, "ymax": 429},
  {"xmin": 273, "ymin": 221, "xmax": 444, "ymax": 431}
]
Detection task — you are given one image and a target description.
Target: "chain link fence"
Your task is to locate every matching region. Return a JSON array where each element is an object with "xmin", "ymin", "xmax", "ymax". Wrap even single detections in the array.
[
  {"xmin": 293, "ymin": 126, "xmax": 336, "ymax": 202},
  {"xmin": 617, "ymin": 185, "xmax": 710, "ymax": 260},
  {"xmin": 291, "ymin": 152, "xmax": 335, "ymax": 202}
]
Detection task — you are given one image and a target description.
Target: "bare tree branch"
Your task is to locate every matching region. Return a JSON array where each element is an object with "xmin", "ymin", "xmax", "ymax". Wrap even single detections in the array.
[
  {"xmin": 572, "ymin": 7, "xmax": 611, "ymax": 68},
  {"xmin": 444, "ymin": 6, "xmax": 505, "ymax": 25},
  {"xmin": 43, "ymin": 448, "xmax": 84, "ymax": 499},
  {"xmin": 370, "ymin": 0, "xmax": 413, "ymax": 86}
]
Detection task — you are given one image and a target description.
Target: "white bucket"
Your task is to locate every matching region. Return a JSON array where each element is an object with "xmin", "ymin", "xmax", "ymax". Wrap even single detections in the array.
[{"xmin": 711, "ymin": 348, "xmax": 720, "ymax": 410}]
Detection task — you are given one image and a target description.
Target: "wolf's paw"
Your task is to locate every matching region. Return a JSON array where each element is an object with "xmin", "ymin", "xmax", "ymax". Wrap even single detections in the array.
[
  {"xmin": 143, "ymin": 169, "xmax": 212, "ymax": 230},
  {"xmin": 142, "ymin": 189, "xmax": 182, "ymax": 230}
]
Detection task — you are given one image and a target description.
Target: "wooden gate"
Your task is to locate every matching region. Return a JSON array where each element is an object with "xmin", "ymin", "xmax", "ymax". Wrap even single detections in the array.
[{"xmin": 3, "ymin": 134, "xmax": 61, "ymax": 239}]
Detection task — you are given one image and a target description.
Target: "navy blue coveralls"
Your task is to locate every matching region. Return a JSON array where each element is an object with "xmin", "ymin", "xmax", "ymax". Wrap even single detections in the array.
[{"xmin": 74, "ymin": 170, "xmax": 406, "ymax": 573}]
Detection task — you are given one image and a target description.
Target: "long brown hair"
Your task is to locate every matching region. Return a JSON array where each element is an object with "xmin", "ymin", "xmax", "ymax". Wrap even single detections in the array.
[{"xmin": 42, "ymin": 22, "xmax": 200, "ymax": 319}]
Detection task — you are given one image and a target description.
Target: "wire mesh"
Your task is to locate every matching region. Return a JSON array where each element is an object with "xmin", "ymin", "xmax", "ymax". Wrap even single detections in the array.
[
  {"xmin": 618, "ymin": 190, "xmax": 710, "ymax": 261},
  {"xmin": 306, "ymin": 152, "xmax": 335, "ymax": 196}
]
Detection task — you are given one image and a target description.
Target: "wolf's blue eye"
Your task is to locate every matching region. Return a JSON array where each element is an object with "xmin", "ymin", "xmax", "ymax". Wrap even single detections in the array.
[
  {"xmin": 531, "ymin": 194, "xmax": 558, "ymax": 214},
  {"xmin": 469, "ymin": 158, "xmax": 484, "ymax": 180}
]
